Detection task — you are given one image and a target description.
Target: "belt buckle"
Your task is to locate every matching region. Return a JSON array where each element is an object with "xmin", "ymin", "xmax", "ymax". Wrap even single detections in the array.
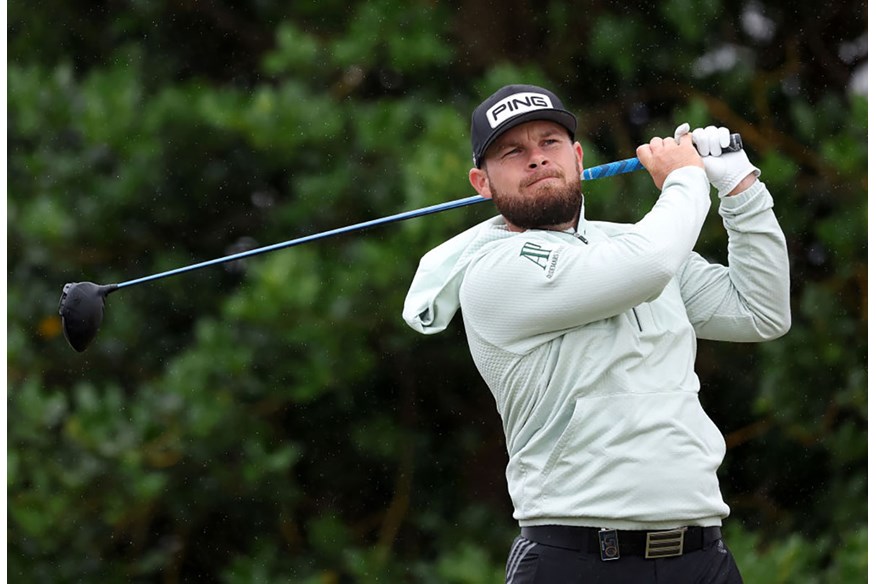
[
  {"xmin": 645, "ymin": 527, "xmax": 687, "ymax": 559},
  {"xmin": 598, "ymin": 529, "xmax": 620, "ymax": 561}
]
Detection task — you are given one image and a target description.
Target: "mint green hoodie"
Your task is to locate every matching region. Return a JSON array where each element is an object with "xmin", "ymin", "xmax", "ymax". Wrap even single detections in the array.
[{"xmin": 403, "ymin": 166, "xmax": 791, "ymax": 529}]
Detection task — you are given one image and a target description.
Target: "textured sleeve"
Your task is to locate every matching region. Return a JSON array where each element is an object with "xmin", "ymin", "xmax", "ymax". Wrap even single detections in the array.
[{"xmin": 678, "ymin": 180, "xmax": 792, "ymax": 341}]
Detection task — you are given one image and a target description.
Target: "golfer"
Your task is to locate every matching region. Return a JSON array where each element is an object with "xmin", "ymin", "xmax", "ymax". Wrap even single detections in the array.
[{"xmin": 403, "ymin": 84, "xmax": 790, "ymax": 583}]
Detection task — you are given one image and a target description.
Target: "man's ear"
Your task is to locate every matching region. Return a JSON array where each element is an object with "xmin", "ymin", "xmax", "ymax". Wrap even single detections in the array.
[
  {"xmin": 574, "ymin": 141, "xmax": 584, "ymax": 174},
  {"xmin": 469, "ymin": 167, "xmax": 492, "ymax": 199}
]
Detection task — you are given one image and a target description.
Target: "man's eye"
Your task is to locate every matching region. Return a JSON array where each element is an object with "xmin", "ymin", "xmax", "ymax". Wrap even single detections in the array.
[{"xmin": 502, "ymin": 148, "xmax": 521, "ymax": 158}]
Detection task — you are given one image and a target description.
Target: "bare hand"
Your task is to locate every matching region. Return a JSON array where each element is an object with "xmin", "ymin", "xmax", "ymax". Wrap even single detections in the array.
[{"xmin": 636, "ymin": 134, "xmax": 704, "ymax": 190}]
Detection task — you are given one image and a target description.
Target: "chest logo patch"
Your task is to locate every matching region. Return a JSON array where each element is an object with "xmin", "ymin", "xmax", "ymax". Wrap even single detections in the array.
[
  {"xmin": 520, "ymin": 242, "xmax": 551, "ymax": 269},
  {"xmin": 520, "ymin": 241, "xmax": 561, "ymax": 281}
]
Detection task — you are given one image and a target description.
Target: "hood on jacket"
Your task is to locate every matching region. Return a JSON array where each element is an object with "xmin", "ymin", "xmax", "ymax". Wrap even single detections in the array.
[{"xmin": 402, "ymin": 215, "xmax": 510, "ymax": 334}]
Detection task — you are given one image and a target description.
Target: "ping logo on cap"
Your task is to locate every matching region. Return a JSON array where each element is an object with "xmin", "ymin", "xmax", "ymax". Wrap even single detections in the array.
[{"xmin": 487, "ymin": 92, "xmax": 553, "ymax": 128}]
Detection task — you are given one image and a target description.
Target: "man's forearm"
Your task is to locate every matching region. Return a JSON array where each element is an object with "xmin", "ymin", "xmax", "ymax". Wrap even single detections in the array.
[{"xmin": 724, "ymin": 171, "xmax": 758, "ymax": 197}]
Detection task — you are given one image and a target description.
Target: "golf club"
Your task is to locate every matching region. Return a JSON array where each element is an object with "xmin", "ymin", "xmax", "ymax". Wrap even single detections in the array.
[{"xmin": 59, "ymin": 136, "xmax": 742, "ymax": 352}]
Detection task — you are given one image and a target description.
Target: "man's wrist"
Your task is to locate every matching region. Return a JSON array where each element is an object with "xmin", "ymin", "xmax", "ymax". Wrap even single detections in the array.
[{"xmin": 724, "ymin": 172, "xmax": 758, "ymax": 197}]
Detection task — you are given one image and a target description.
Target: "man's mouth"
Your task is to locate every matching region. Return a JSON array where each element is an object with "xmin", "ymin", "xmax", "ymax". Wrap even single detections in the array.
[{"xmin": 525, "ymin": 172, "xmax": 563, "ymax": 187}]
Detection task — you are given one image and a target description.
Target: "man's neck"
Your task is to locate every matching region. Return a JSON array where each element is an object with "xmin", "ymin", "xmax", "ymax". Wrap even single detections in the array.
[{"xmin": 504, "ymin": 217, "xmax": 579, "ymax": 233}]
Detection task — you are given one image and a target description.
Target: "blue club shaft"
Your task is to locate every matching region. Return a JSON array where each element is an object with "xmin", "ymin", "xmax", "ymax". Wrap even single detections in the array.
[
  {"xmin": 115, "ymin": 156, "xmax": 646, "ymax": 290},
  {"xmin": 115, "ymin": 194, "xmax": 490, "ymax": 289}
]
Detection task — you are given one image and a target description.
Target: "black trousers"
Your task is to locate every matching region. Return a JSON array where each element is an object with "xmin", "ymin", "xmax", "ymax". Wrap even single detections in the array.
[{"xmin": 505, "ymin": 532, "xmax": 744, "ymax": 583}]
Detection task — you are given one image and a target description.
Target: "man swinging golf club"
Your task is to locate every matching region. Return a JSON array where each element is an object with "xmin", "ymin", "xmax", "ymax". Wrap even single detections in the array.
[{"xmin": 403, "ymin": 84, "xmax": 791, "ymax": 583}]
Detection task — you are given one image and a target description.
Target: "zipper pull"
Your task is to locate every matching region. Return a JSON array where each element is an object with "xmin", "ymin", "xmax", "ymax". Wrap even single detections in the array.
[{"xmin": 575, "ymin": 233, "xmax": 589, "ymax": 244}]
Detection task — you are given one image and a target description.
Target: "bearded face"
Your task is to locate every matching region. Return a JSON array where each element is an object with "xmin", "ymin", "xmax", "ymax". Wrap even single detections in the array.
[{"xmin": 488, "ymin": 166, "xmax": 583, "ymax": 230}]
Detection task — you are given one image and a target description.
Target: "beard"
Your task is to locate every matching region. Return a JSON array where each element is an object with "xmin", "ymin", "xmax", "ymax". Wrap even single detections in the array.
[{"xmin": 489, "ymin": 169, "xmax": 583, "ymax": 230}]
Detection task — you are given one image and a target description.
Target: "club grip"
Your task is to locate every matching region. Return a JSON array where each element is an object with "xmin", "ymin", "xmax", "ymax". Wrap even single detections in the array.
[
  {"xmin": 580, "ymin": 133, "xmax": 743, "ymax": 181},
  {"xmin": 581, "ymin": 158, "xmax": 644, "ymax": 180},
  {"xmin": 725, "ymin": 132, "xmax": 743, "ymax": 152}
]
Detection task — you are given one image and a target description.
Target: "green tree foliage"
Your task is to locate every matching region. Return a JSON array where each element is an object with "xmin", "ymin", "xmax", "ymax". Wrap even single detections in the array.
[{"xmin": 8, "ymin": 0, "xmax": 866, "ymax": 581}]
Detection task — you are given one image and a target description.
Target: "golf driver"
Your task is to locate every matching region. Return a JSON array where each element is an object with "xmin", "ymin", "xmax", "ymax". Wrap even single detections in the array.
[{"xmin": 60, "ymin": 137, "xmax": 742, "ymax": 352}]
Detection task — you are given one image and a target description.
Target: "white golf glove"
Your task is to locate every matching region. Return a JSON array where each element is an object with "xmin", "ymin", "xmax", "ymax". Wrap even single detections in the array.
[{"xmin": 674, "ymin": 123, "xmax": 760, "ymax": 197}]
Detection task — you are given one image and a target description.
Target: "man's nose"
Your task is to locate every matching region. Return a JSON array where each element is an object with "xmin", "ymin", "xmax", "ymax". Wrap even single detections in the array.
[{"xmin": 527, "ymin": 149, "xmax": 550, "ymax": 168}]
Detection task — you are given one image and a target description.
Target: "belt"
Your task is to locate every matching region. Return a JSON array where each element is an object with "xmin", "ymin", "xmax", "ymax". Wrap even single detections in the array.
[{"xmin": 520, "ymin": 525, "xmax": 723, "ymax": 561}]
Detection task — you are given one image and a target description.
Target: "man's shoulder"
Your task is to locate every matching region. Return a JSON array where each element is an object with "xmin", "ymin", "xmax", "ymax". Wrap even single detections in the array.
[{"xmin": 588, "ymin": 219, "xmax": 634, "ymax": 236}]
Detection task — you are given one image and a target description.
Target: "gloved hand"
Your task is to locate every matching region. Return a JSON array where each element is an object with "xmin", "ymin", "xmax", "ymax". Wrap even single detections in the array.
[{"xmin": 674, "ymin": 123, "xmax": 760, "ymax": 197}]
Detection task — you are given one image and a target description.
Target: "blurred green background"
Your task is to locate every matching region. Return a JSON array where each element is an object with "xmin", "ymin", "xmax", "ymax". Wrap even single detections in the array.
[{"xmin": 7, "ymin": 0, "xmax": 867, "ymax": 582}]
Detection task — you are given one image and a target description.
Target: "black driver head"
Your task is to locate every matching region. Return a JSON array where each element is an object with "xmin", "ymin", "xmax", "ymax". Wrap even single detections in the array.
[{"xmin": 58, "ymin": 282, "xmax": 118, "ymax": 352}]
